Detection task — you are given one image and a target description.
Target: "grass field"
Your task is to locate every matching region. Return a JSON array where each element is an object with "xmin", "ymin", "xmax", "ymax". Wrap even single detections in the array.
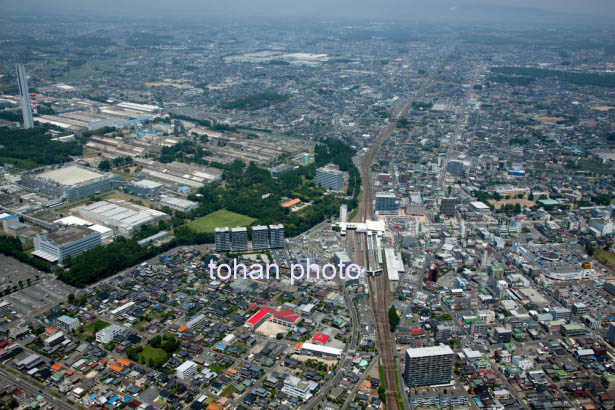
[
  {"xmin": 187, "ymin": 209, "xmax": 255, "ymax": 233},
  {"xmin": 138, "ymin": 345, "xmax": 168, "ymax": 367},
  {"xmin": 80, "ymin": 320, "xmax": 110, "ymax": 340},
  {"xmin": 596, "ymin": 249, "xmax": 615, "ymax": 269}
]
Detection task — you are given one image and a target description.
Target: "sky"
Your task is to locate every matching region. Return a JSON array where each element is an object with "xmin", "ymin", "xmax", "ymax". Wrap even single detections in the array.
[{"xmin": 1, "ymin": 0, "xmax": 614, "ymax": 24}]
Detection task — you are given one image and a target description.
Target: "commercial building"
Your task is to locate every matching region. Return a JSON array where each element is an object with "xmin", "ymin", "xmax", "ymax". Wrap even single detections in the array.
[
  {"xmin": 404, "ymin": 345, "xmax": 455, "ymax": 387},
  {"xmin": 176, "ymin": 360, "xmax": 198, "ymax": 380},
  {"xmin": 589, "ymin": 218, "xmax": 615, "ymax": 236},
  {"xmin": 281, "ymin": 375, "xmax": 319, "ymax": 401},
  {"xmin": 79, "ymin": 200, "xmax": 167, "ymax": 236},
  {"xmin": 440, "ymin": 197, "xmax": 457, "ymax": 217},
  {"xmin": 44, "ymin": 332, "xmax": 65, "ymax": 348},
  {"xmin": 252, "ymin": 225, "xmax": 269, "ymax": 249},
  {"xmin": 33, "ymin": 225, "xmax": 102, "ymax": 263},
  {"xmin": 296, "ymin": 342, "xmax": 342, "ymax": 358},
  {"xmin": 469, "ymin": 201, "xmax": 491, "ymax": 213},
  {"xmin": 20, "ymin": 165, "xmax": 124, "ymax": 201},
  {"xmin": 95, "ymin": 324, "xmax": 128, "ymax": 344},
  {"xmin": 269, "ymin": 224, "xmax": 285, "ymax": 249},
  {"xmin": 375, "ymin": 192, "xmax": 398, "ymax": 214},
  {"xmin": 493, "ymin": 327, "xmax": 512, "ymax": 343},
  {"xmin": 0, "ymin": 301, "xmax": 11, "ymax": 316},
  {"xmin": 126, "ymin": 179, "xmax": 164, "ymax": 197},
  {"xmin": 231, "ymin": 227, "xmax": 249, "ymax": 251},
  {"xmin": 604, "ymin": 281, "xmax": 615, "ymax": 297},
  {"xmin": 215, "ymin": 227, "xmax": 231, "ymax": 252},
  {"xmin": 55, "ymin": 315, "xmax": 80, "ymax": 332},
  {"xmin": 551, "ymin": 307, "xmax": 572, "ymax": 322},
  {"xmin": 270, "ymin": 163, "xmax": 295, "ymax": 178},
  {"xmin": 608, "ymin": 323, "xmax": 615, "ymax": 345},
  {"xmin": 16, "ymin": 64, "xmax": 34, "ymax": 129},
  {"xmin": 447, "ymin": 160, "xmax": 465, "ymax": 177},
  {"xmin": 316, "ymin": 164, "xmax": 345, "ymax": 191},
  {"xmin": 160, "ymin": 196, "xmax": 198, "ymax": 213}
]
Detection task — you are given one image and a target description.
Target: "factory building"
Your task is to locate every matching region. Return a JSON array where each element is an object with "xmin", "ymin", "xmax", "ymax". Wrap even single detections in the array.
[
  {"xmin": 79, "ymin": 200, "xmax": 167, "ymax": 236},
  {"xmin": 269, "ymin": 224, "xmax": 285, "ymax": 249},
  {"xmin": 20, "ymin": 165, "xmax": 124, "ymax": 201},
  {"xmin": 232, "ymin": 227, "xmax": 249, "ymax": 251},
  {"xmin": 316, "ymin": 164, "xmax": 345, "ymax": 191},
  {"xmin": 160, "ymin": 196, "xmax": 198, "ymax": 213},
  {"xmin": 375, "ymin": 192, "xmax": 398, "ymax": 215},
  {"xmin": 126, "ymin": 179, "xmax": 164, "ymax": 197},
  {"xmin": 33, "ymin": 225, "xmax": 102, "ymax": 263},
  {"xmin": 252, "ymin": 225, "xmax": 269, "ymax": 249},
  {"xmin": 405, "ymin": 345, "xmax": 455, "ymax": 387},
  {"xmin": 215, "ymin": 227, "xmax": 231, "ymax": 252}
]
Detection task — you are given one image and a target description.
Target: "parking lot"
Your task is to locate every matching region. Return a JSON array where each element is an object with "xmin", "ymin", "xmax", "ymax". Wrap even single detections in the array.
[
  {"xmin": 0, "ymin": 254, "xmax": 43, "ymax": 291},
  {"xmin": 3, "ymin": 278, "xmax": 75, "ymax": 316}
]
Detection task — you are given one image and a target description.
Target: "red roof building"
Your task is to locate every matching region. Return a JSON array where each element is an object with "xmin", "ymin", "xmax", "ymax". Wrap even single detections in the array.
[
  {"xmin": 312, "ymin": 333, "xmax": 330, "ymax": 344},
  {"xmin": 245, "ymin": 307, "xmax": 300, "ymax": 328}
]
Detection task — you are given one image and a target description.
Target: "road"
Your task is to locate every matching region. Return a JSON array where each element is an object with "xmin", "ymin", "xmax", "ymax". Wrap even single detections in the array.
[
  {"xmin": 304, "ymin": 225, "xmax": 361, "ymax": 409},
  {"xmin": 0, "ymin": 366, "xmax": 80, "ymax": 410}
]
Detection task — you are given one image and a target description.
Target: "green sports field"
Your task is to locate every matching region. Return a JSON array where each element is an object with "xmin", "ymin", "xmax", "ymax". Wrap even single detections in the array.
[{"xmin": 187, "ymin": 209, "xmax": 256, "ymax": 232}]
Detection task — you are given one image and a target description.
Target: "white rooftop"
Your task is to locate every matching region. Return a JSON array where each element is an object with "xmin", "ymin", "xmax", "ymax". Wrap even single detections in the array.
[
  {"xmin": 406, "ymin": 344, "xmax": 454, "ymax": 359},
  {"xmin": 39, "ymin": 166, "xmax": 104, "ymax": 186},
  {"xmin": 176, "ymin": 360, "xmax": 197, "ymax": 372},
  {"xmin": 470, "ymin": 201, "xmax": 490, "ymax": 210}
]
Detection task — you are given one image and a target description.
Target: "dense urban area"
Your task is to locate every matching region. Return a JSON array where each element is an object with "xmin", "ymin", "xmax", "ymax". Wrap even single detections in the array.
[{"xmin": 0, "ymin": 11, "xmax": 614, "ymax": 410}]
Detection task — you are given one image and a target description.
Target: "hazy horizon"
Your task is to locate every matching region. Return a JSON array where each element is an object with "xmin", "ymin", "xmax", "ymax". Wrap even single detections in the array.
[{"xmin": 1, "ymin": 0, "xmax": 614, "ymax": 25}]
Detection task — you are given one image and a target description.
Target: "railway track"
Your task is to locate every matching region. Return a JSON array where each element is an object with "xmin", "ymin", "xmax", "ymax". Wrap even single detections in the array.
[{"xmin": 349, "ymin": 55, "xmax": 451, "ymax": 408}]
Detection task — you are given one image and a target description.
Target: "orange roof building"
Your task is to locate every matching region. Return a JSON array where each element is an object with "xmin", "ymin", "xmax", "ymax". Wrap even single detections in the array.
[
  {"xmin": 109, "ymin": 364, "xmax": 124, "ymax": 373},
  {"xmin": 117, "ymin": 358, "xmax": 132, "ymax": 367},
  {"xmin": 207, "ymin": 403, "xmax": 223, "ymax": 410},
  {"xmin": 282, "ymin": 198, "xmax": 301, "ymax": 208},
  {"xmin": 178, "ymin": 325, "xmax": 189, "ymax": 332},
  {"xmin": 51, "ymin": 363, "xmax": 63, "ymax": 372}
]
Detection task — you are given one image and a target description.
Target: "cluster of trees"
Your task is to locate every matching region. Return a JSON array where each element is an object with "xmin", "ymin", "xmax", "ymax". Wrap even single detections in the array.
[
  {"xmin": 0, "ymin": 236, "xmax": 51, "ymax": 272},
  {"xmin": 412, "ymin": 101, "xmax": 433, "ymax": 110},
  {"xmin": 220, "ymin": 92, "xmax": 290, "ymax": 110},
  {"xmin": 497, "ymin": 203, "xmax": 523, "ymax": 214},
  {"xmin": 56, "ymin": 138, "xmax": 360, "ymax": 287},
  {"xmin": 182, "ymin": 138, "xmax": 360, "ymax": 237},
  {"xmin": 98, "ymin": 156, "xmax": 133, "ymax": 171},
  {"xmin": 58, "ymin": 236, "xmax": 167, "ymax": 287},
  {"xmin": 0, "ymin": 110, "xmax": 22, "ymax": 122},
  {"xmin": 149, "ymin": 334, "xmax": 181, "ymax": 353},
  {"xmin": 159, "ymin": 140, "xmax": 211, "ymax": 164},
  {"xmin": 491, "ymin": 66, "xmax": 615, "ymax": 88},
  {"xmin": 488, "ymin": 75, "xmax": 535, "ymax": 87},
  {"xmin": 509, "ymin": 137, "xmax": 529, "ymax": 145},
  {"xmin": 0, "ymin": 127, "xmax": 82, "ymax": 168},
  {"xmin": 388, "ymin": 305, "xmax": 400, "ymax": 332},
  {"xmin": 593, "ymin": 194, "xmax": 613, "ymax": 206}
]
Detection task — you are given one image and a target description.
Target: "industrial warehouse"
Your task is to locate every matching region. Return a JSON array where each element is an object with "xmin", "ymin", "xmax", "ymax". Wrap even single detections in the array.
[
  {"xmin": 78, "ymin": 199, "xmax": 167, "ymax": 236},
  {"xmin": 20, "ymin": 164, "xmax": 124, "ymax": 201}
]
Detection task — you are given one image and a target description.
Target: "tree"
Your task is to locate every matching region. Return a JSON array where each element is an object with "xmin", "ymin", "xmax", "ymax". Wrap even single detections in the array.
[
  {"xmin": 98, "ymin": 160, "xmax": 111, "ymax": 171},
  {"xmin": 150, "ymin": 335, "xmax": 162, "ymax": 348},
  {"xmin": 388, "ymin": 305, "xmax": 400, "ymax": 332}
]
